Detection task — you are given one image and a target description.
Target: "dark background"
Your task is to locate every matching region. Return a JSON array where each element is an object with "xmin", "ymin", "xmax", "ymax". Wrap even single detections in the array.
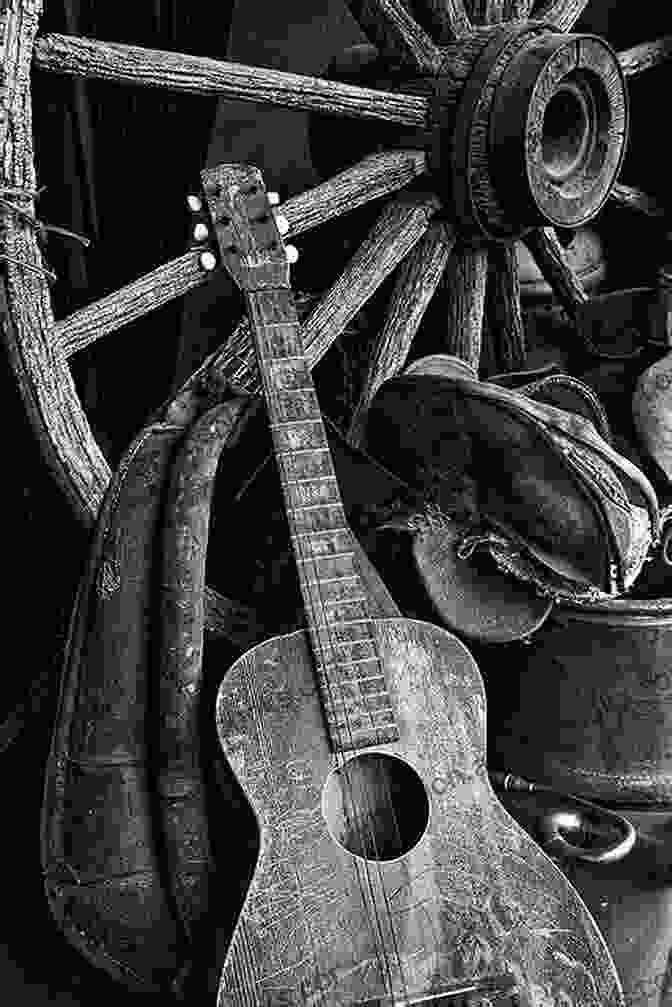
[{"xmin": 1, "ymin": 0, "xmax": 669, "ymax": 1002}]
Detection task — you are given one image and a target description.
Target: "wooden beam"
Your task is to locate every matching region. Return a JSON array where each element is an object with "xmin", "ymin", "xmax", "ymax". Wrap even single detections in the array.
[
  {"xmin": 610, "ymin": 182, "xmax": 667, "ymax": 219},
  {"xmin": 301, "ymin": 193, "xmax": 441, "ymax": 367},
  {"xmin": 348, "ymin": 220, "xmax": 455, "ymax": 446},
  {"xmin": 528, "ymin": 0, "xmax": 590, "ymax": 32},
  {"xmin": 442, "ymin": 246, "xmax": 489, "ymax": 372},
  {"xmin": 619, "ymin": 35, "xmax": 672, "ymax": 77},
  {"xmin": 33, "ymin": 32, "xmax": 428, "ymax": 126},
  {"xmin": 523, "ymin": 226, "xmax": 588, "ymax": 318},
  {"xmin": 343, "ymin": 0, "xmax": 443, "ymax": 72},
  {"xmin": 485, "ymin": 242, "xmax": 526, "ymax": 372}
]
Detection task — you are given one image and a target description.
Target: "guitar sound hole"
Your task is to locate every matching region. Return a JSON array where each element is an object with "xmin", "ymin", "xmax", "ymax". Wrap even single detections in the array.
[{"xmin": 322, "ymin": 753, "xmax": 430, "ymax": 862}]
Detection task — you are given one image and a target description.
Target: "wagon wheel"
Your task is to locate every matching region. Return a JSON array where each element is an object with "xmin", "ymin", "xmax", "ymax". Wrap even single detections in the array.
[{"xmin": 1, "ymin": 0, "xmax": 670, "ymax": 643}]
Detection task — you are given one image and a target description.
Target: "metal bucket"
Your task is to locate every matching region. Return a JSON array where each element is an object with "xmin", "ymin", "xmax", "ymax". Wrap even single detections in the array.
[{"xmin": 488, "ymin": 595, "xmax": 672, "ymax": 808}]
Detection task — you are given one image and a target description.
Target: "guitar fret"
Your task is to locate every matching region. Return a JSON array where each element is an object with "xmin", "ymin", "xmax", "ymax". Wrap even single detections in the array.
[
  {"xmin": 310, "ymin": 573, "xmax": 359, "ymax": 586},
  {"xmin": 323, "ymin": 595, "xmax": 367, "ymax": 606},
  {"xmin": 328, "ymin": 693, "xmax": 389, "ymax": 709},
  {"xmin": 297, "ymin": 550, "xmax": 354, "ymax": 564},
  {"xmin": 285, "ymin": 475, "xmax": 337, "ymax": 485},
  {"xmin": 270, "ymin": 418, "xmax": 322, "ymax": 429},
  {"xmin": 258, "ymin": 322, "xmax": 301, "ymax": 329},
  {"xmin": 291, "ymin": 526, "xmax": 350, "ymax": 539},
  {"xmin": 279, "ymin": 447, "xmax": 331, "ymax": 457},
  {"xmin": 288, "ymin": 502, "xmax": 343, "ymax": 513},
  {"xmin": 339, "ymin": 661, "xmax": 382, "ymax": 671}
]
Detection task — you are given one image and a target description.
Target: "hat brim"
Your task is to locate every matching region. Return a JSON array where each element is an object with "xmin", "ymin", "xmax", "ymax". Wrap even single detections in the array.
[{"xmin": 412, "ymin": 520, "xmax": 553, "ymax": 644}]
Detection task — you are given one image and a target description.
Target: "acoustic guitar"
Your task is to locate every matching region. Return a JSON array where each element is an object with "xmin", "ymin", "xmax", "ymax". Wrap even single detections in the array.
[{"xmin": 203, "ymin": 162, "xmax": 625, "ymax": 1007}]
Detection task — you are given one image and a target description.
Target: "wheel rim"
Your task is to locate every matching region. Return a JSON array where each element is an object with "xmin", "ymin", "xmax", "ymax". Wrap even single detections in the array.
[{"xmin": 0, "ymin": 0, "xmax": 670, "ymax": 639}]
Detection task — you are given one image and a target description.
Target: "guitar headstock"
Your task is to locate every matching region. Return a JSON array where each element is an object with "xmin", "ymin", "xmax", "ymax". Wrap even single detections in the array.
[{"xmin": 200, "ymin": 163, "xmax": 293, "ymax": 291}]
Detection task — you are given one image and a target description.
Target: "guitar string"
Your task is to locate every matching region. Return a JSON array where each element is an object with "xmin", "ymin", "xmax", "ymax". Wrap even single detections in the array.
[
  {"xmin": 263, "ymin": 343, "xmax": 401, "ymax": 1006},
  {"xmin": 258, "ymin": 296, "xmax": 407, "ymax": 1006},
  {"xmin": 271, "ymin": 383, "xmax": 414, "ymax": 1007}
]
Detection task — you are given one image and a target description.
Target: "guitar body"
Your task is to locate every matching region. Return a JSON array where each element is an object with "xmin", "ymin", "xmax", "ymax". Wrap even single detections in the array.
[{"xmin": 216, "ymin": 617, "xmax": 622, "ymax": 1007}]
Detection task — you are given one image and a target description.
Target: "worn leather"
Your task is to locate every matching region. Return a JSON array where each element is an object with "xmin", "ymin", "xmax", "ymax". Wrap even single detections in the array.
[
  {"xmin": 41, "ymin": 378, "xmax": 256, "ymax": 994},
  {"xmin": 364, "ymin": 354, "xmax": 660, "ymax": 601}
]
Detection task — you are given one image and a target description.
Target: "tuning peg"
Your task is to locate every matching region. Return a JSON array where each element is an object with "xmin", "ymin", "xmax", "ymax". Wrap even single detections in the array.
[
  {"xmin": 193, "ymin": 222, "xmax": 209, "ymax": 242},
  {"xmin": 268, "ymin": 191, "xmax": 280, "ymax": 206},
  {"xmin": 199, "ymin": 251, "xmax": 217, "ymax": 272},
  {"xmin": 186, "ymin": 194, "xmax": 203, "ymax": 213},
  {"xmin": 274, "ymin": 213, "xmax": 290, "ymax": 236},
  {"xmin": 285, "ymin": 244, "xmax": 299, "ymax": 265}
]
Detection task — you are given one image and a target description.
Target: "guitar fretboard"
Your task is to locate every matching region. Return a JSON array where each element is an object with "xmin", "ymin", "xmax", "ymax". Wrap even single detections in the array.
[{"xmin": 246, "ymin": 284, "xmax": 399, "ymax": 752}]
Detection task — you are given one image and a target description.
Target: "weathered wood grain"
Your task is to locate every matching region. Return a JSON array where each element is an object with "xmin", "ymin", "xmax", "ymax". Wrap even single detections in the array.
[
  {"xmin": 414, "ymin": 0, "xmax": 472, "ymax": 41},
  {"xmin": 485, "ymin": 242, "xmax": 526, "ymax": 372},
  {"xmin": 343, "ymin": 0, "xmax": 442, "ymax": 72},
  {"xmin": 0, "ymin": 3, "xmax": 111, "ymax": 524},
  {"xmin": 300, "ymin": 193, "xmax": 441, "ymax": 369},
  {"xmin": 468, "ymin": 0, "xmax": 532, "ymax": 22},
  {"xmin": 56, "ymin": 150, "xmax": 429, "ymax": 358},
  {"xmin": 441, "ymin": 245, "xmax": 488, "ymax": 372},
  {"xmin": 281, "ymin": 149, "xmax": 428, "ymax": 238},
  {"xmin": 529, "ymin": 0, "xmax": 590, "ymax": 31},
  {"xmin": 523, "ymin": 226, "xmax": 588, "ymax": 319},
  {"xmin": 610, "ymin": 182, "xmax": 667, "ymax": 219},
  {"xmin": 216, "ymin": 617, "xmax": 625, "ymax": 1007},
  {"xmin": 57, "ymin": 250, "xmax": 206, "ymax": 358},
  {"xmin": 347, "ymin": 220, "xmax": 455, "ymax": 447},
  {"xmin": 33, "ymin": 33, "xmax": 429, "ymax": 126},
  {"xmin": 619, "ymin": 35, "xmax": 672, "ymax": 77}
]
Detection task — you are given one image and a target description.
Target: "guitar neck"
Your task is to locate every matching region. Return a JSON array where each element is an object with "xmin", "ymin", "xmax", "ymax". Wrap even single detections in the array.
[
  {"xmin": 246, "ymin": 281, "xmax": 399, "ymax": 752},
  {"xmin": 201, "ymin": 161, "xmax": 399, "ymax": 752}
]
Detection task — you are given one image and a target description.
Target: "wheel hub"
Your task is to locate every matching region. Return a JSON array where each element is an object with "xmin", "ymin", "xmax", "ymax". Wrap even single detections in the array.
[
  {"xmin": 433, "ymin": 23, "xmax": 628, "ymax": 240},
  {"xmin": 311, "ymin": 23, "xmax": 628, "ymax": 243}
]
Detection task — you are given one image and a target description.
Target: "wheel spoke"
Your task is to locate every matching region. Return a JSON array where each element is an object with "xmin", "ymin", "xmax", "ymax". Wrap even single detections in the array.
[
  {"xmin": 281, "ymin": 150, "xmax": 428, "ymax": 236},
  {"xmin": 529, "ymin": 0, "xmax": 590, "ymax": 32},
  {"xmin": 523, "ymin": 226, "xmax": 588, "ymax": 319},
  {"xmin": 347, "ymin": 220, "xmax": 456, "ymax": 446},
  {"xmin": 57, "ymin": 251, "xmax": 207, "ymax": 357},
  {"xmin": 610, "ymin": 182, "xmax": 667, "ymax": 219},
  {"xmin": 413, "ymin": 0, "xmax": 472, "ymax": 40},
  {"xmin": 484, "ymin": 243, "xmax": 526, "ymax": 373},
  {"xmin": 343, "ymin": 0, "xmax": 442, "ymax": 72},
  {"xmin": 619, "ymin": 35, "xmax": 672, "ymax": 77},
  {"xmin": 301, "ymin": 193, "xmax": 442, "ymax": 368},
  {"xmin": 57, "ymin": 150, "xmax": 429, "ymax": 358},
  {"xmin": 468, "ymin": 0, "xmax": 533, "ymax": 23},
  {"xmin": 34, "ymin": 33, "xmax": 428, "ymax": 127},
  {"xmin": 440, "ymin": 245, "xmax": 489, "ymax": 373}
]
